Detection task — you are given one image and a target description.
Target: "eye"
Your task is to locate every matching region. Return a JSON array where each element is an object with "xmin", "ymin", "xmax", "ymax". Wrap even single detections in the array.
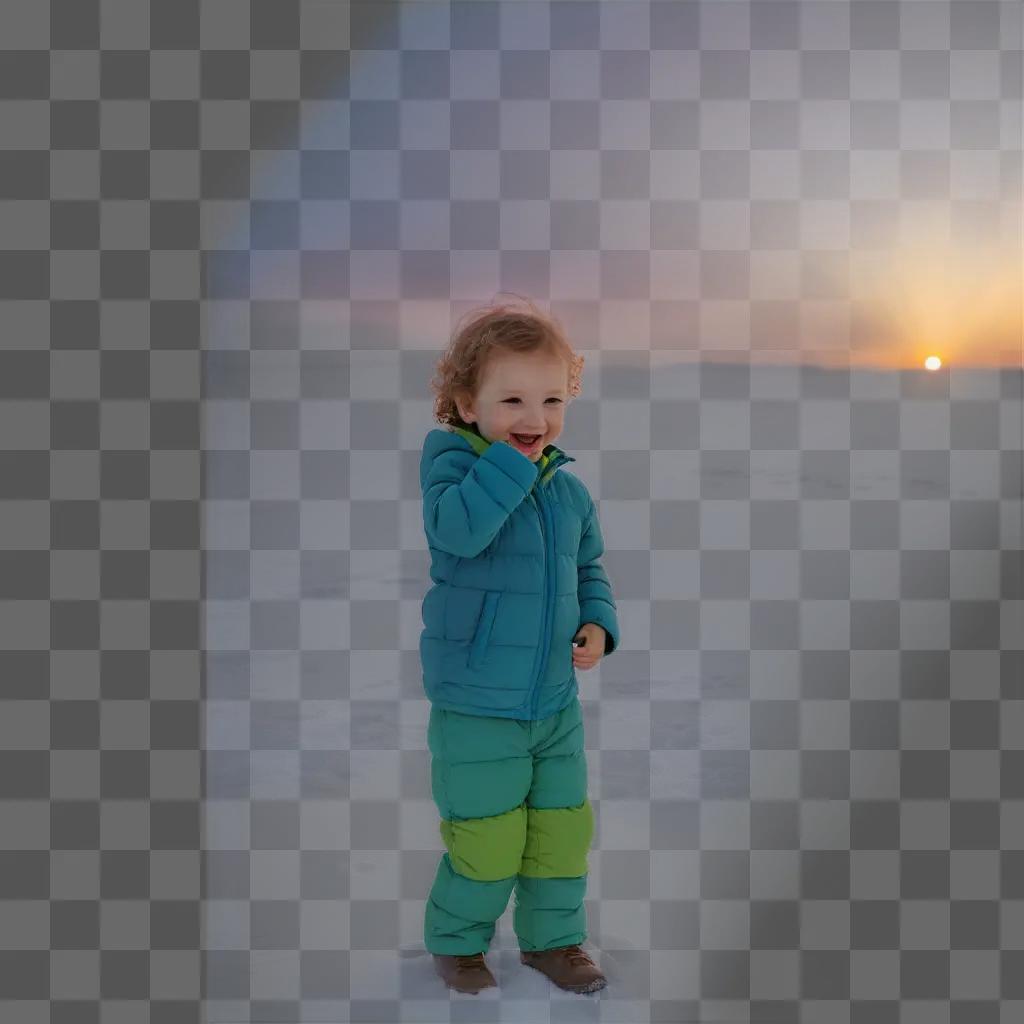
[{"xmin": 503, "ymin": 398, "xmax": 563, "ymax": 404}]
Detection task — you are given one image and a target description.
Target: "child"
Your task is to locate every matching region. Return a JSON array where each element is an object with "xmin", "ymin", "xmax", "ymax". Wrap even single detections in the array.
[{"xmin": 418, "ymin": 296, "xmax": 620, "ymax": 995}]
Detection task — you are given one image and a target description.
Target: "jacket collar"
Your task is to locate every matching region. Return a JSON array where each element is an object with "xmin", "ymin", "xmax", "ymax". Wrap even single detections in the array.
[{"xmin": 449, "ymin": 424, "xmax": 575, "ymax": 487}]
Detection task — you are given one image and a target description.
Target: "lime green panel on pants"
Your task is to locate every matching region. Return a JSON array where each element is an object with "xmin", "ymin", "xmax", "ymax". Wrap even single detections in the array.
[
  {"xmin": 437, "ymin": 797, "xmax": 594, "ymax": 882},
  {"xmin": 519, "ymin": 799, "xmax": 594, "ymax": 878},
  {"xmin": 438, "ymin": 803, "xmax": 527, "ymax": 882}
]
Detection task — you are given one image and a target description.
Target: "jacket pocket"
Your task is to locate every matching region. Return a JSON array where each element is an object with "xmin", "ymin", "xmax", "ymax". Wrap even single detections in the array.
[{"xmin": 468, "ymin": 590, "xmax": 501, "ymax": 669}]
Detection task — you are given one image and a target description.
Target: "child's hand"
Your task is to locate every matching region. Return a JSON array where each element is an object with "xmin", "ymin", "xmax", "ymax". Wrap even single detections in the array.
[{"xmin": 571, "ymin": 623, "xmax": 606, "ymax": 671}]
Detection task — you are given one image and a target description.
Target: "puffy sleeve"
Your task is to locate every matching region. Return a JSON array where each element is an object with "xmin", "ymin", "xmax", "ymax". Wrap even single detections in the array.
[
  {"xmin": 420, "ymin": 439, "xmax": 538, "ymax": 558},
  {"xmin": 576, "ymin": 497, "xmax": 620, "ymax": 655}
]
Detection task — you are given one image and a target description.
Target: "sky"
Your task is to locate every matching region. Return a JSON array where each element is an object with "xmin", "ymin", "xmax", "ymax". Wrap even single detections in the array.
[{"xmin": 252, "ymin": 0, "xmax": 1023, "ymax": 371}]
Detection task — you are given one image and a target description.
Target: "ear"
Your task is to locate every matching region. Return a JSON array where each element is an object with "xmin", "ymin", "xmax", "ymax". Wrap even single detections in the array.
[{"xmin": 454, "ymin": 391, "xmax": 475, "ymax": 424}]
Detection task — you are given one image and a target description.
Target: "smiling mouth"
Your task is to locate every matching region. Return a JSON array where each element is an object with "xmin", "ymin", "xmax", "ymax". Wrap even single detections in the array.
[{"xmin": 511, "ymin": 433, "xmax": 542, "ymax": 451}]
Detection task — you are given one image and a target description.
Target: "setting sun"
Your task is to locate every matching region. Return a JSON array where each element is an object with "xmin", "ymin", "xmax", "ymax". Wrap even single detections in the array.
[{"xmin": 924, "ymin": 356, "xmax": 942, "ymax": 371}]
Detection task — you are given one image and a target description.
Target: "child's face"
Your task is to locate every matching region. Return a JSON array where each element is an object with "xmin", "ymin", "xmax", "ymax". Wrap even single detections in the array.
[{"xmin": 455, "ymin": 349, "xmax": 569, "ymax": 460}]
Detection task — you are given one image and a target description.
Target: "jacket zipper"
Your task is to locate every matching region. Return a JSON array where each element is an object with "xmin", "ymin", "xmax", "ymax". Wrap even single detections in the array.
[{"xmin": 527, "ymin": 481, "xmax": 556, "ymax": 719}]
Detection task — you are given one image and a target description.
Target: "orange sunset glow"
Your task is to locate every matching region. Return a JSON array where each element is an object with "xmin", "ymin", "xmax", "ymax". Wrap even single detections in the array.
[{"xmin": 846, "ymin": 216, "xmax": 1023, "ymax": 371}]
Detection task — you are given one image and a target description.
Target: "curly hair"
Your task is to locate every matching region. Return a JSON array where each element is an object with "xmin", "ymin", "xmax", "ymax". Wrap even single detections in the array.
[{"xmin": 429, "ymin": 294, "xmax": 585, "ymax": 428}]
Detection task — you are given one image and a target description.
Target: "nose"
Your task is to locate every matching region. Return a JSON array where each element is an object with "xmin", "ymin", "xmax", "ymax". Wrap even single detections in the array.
[{"xmin": 516, "ymin": 405, "xmax": 553, "ymax": 433}]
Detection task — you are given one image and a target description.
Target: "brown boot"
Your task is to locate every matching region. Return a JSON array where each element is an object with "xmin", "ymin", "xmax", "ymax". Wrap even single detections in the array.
[
  {"xmin": 432, "ymin": 952, "xmax": 497, "ymax": 994},
  {"xmin": 520, "ymin": 943, "xmax": 607, "ymax": 994}
]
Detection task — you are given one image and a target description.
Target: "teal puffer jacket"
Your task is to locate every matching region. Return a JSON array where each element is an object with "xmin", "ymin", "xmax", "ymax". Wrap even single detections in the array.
[{"xmin": 418, "ymin": 423, "xmax": 620, "ymax": 721}]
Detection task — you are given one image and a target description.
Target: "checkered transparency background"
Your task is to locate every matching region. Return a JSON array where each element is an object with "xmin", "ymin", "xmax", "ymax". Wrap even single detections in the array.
[{"xmin": 1, "ymin": 1, "xmax": 1021, "ymax": 1023}]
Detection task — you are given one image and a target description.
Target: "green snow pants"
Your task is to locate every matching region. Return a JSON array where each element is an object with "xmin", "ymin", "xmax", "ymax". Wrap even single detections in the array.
[{"xmin": 423, "ymin": 696, "xmax": 594, "ymax": 955}]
